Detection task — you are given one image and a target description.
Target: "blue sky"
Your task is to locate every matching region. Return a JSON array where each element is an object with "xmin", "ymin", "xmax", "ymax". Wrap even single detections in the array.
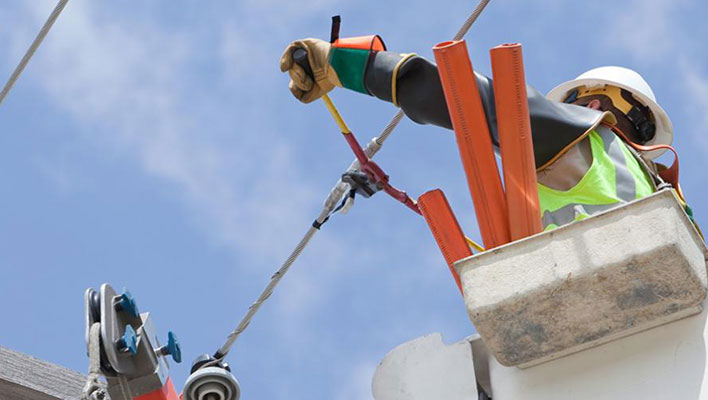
[{"xmin": 1, "ymin": 1, "xmax": 707, "ymax": 398}]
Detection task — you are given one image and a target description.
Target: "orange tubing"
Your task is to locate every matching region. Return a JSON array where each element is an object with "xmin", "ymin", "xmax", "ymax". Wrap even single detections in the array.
[
  {"xmin": 418, "ymin": 189, "xmax": 472, "ymax": 293},
  {"xmin": 490, "ymin": 43, "xmax": 542, "ymax": 240},
  {"xmin": 433, "ymin": 40, "xmax": 510, "ymax": 249}
]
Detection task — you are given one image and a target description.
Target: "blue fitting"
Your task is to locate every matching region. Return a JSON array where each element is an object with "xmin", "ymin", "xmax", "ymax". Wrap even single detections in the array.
[
  {"xmin": 117, "ymin": 325, "xmax": 138, "ymax": 355},
  {"xmin": 115, "ymin": 289, "xmax": 139, "ymax": 318},
  {"xmin": 165, "ymin": 331, "xmax": 182, "ymax": 363}
]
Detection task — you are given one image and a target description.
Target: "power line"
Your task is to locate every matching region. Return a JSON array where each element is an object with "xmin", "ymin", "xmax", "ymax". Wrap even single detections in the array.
[
  {"xmin": 0, "ymin": 0, "xmax": 70, "ymax": 110},
  {"xmin": 212, "ymin": 0, "xmax": 493, "ymax": 363}
]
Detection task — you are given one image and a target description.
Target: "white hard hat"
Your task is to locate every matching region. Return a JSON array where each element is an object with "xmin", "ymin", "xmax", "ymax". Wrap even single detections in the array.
[{"xmin": 547, "ymin": 66, "xmax": 673, "ymax": 159}]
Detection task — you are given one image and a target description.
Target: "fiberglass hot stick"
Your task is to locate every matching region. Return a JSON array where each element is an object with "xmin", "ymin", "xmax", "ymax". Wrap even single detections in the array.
[
  {"xmin": 213, "ymin": 0, "xmax": 492, "ymax": 362},
  {"xmin": 322, "ymin": 0, "xmax": 491, "ymax": 209}
]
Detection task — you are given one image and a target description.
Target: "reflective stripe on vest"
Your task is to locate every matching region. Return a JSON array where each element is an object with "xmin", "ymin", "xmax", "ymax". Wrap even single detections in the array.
[{"xmin": 538, "ymin": 126, "xmax": 654, "ymax": 230}]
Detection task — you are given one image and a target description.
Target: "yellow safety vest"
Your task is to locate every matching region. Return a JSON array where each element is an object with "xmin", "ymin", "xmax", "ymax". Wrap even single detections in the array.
[{"xmin": 538, "ymin": 126, "xmax": 654, "ymax": 231}]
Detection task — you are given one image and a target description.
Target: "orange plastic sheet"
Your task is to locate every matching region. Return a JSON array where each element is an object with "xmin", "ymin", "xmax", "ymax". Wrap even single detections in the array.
[
  {"xmin": 490, "ymin": 43, "xmax": 542, "ymax": 240},
  {"xmin": 418, "ymin": 189, "xmax": 472, "ymax": 293},
  {"xmin": 432, "ymin": 40, "xmax": 510, "ymax": 249}
]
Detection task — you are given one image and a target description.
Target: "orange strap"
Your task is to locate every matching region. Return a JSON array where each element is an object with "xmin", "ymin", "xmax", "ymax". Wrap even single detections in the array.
[
  {"xmin": 418, "ymin": 189, "xmax": 472, "ymax": 293},
  {"xmin": 609, "ymin": 125, "xmax": 680, "ymax": 189}
]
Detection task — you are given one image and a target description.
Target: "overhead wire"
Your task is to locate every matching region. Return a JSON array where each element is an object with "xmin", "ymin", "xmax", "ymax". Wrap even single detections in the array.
[
  {"xmin": 212, "ymin": 0, "xmax": 492, "ymax": 363},
  {"xmin": 0, "ymin": 0, "xmax": 491, "ymax": 377},
  {"xmin": 0, "ymin": 0, "xmax": 70, "ymax": 110}
]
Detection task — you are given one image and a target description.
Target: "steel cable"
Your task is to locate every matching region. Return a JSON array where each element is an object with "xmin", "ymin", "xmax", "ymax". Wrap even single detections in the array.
[
  {"xmin": 213, "ymin": 0, "xmax": 492, "ymax": 362},
  {"xmin": 215, "ymin": 219, "xmax": 323, "ymax": 359},
  {"xmin": 0, "ymin": 0, "xmax": 70, "ymax": 110},
  {"xmin": 372, "ymin": 0, "xmax": 489, "ymax": 147}
]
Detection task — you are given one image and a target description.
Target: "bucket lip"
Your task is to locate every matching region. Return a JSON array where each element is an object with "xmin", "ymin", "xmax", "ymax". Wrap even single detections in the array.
[
  {"xmin": 452, "ymin": 189, "xmax": 701, "ymax": 276},
  {"xmin": 433, "ymin": 40, "xmax": 463, "ymax": 50}
]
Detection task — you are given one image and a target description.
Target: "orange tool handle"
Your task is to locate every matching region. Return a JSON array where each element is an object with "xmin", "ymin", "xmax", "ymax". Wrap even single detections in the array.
[
  {"xmin": 490, "ymin": 43, "xmax": 542, "ymax": 240},
  {"xmin": 432, "ymin": 40, "xmax": 510, "ymax": 249},
  {"xmin": 418, "ymin": 189, "xmax": 473, "ymax": 293}
]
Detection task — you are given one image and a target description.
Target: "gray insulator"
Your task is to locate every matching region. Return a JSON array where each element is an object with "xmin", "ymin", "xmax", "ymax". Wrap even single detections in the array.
[{"xmin": 183, "ymin": 366, "xmax": 240, "ymax": 400}]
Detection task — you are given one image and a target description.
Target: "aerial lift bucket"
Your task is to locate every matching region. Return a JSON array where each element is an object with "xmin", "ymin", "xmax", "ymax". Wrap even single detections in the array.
[{"xmin": 453, "ymin": 189, "xmax": 708, "ymax": 368}]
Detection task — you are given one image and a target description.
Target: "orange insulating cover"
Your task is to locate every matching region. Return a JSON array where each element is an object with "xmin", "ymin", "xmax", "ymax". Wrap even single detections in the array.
[
  {"xmin": 135, "ymin": 378, "xmax": 180, "ymax": 400},
  {"xmin": 490, "ymin": 43, "xmax": 542, "ymax": 240},
  {"xmin": 333, "ymin": 35, "xmax": 386, "ymax": 51},
  {"xmin": 418, "ymin": 189, "xmax": 473, "ymax": 293},
  {"xmin": 432, "ymin": 40, "xmax": 510, "ymax": 249}
]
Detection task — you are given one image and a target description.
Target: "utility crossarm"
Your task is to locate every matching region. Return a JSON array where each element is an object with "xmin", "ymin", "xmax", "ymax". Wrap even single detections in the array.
[{"xmin": 0, "ymin": 345, "xmax": 84, "ymax": 400}]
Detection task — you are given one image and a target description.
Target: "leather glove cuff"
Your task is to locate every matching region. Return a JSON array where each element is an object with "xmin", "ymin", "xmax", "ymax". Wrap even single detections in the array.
[{"xmin": 328, "ymin": 35, "xmax": 386, "ymax": 94}]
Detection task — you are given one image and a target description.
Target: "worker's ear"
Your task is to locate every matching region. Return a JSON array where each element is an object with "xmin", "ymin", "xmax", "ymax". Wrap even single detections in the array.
[{"xmin": 587, "ymin": 99, "xmax": 602, "ymax": 110}]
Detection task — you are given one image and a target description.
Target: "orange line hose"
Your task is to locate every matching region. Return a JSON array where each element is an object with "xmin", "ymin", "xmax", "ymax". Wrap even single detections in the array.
[
  {"xmin": 433, "ymin": 40, "xmax": 510, "ymax": 249},
  {"xmin": 490, "ymin": 43, "xmax": 542, "ymax": 240},
  {"xmin": 418, "ymin": 189, "xmax": 472, "ymax": 293}
]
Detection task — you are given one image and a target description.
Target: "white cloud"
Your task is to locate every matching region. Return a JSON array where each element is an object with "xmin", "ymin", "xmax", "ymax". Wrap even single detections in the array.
[
  {"xmin": 2, "ymin": 0, "xmax": 322, "ymax": 260},
  {"xmin": 220, "ymin": 23, "xmax": 259, "ymax": 84},
  {"xmin": 679, "ymin": 59, "xmax": 708, "ymax": 144},
  {"xmin": 608, "ymin": 0, "xmax": 688, "ymax": 62},
  {"xmin": 603, "ymin": 0, "xmax": 708, "ymax": 154},
  {"xmin": 335, "ymin": 360, "xmax": 378, "ymax": 400},
  {"xmin": 0, "ymin": 2, "xmax": 355, "ymax": 362}
]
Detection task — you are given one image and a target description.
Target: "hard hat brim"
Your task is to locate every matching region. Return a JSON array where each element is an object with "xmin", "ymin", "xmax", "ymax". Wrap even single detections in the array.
[{"xmin": 547, "ymin": 78, "xmax": 673, "ymax": 160}]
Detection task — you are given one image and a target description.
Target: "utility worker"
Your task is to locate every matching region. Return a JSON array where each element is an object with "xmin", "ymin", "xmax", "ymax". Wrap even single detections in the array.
[{"xmin": 280, "ymin": 37, "xmax": 680, "ymax": 230}]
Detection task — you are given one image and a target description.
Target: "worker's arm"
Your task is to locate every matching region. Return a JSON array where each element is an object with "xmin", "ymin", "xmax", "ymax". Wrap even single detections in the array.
[
  {"xmin": 281, "ymin": 37, "xmax": 609, "ymax": 169},
  {"xmin": 363, "ymin": 51, "xmax": 493, "ymax": 133}
]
